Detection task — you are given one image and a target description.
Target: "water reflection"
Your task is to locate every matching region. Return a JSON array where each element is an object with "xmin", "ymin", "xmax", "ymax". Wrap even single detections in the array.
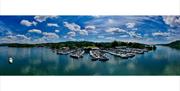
[{"xmin": 0, "ymin": 46, "xmax": 180, "ymax": 75}]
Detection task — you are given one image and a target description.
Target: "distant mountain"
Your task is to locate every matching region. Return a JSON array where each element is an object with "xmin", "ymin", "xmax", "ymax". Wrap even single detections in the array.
[{"xmin": 165, "ymin": 40, "xmax": 180, "ymax": 49}]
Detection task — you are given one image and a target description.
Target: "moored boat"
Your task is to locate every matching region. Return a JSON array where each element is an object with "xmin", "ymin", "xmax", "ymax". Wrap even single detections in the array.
[
  {"xmin": 89, "ymin": 50, "xmax": 99, "ymax": 61},
  {"xmin": 8, "ymin": 57, "xmax": 13, "ymax": 64},
  {"xmin": 90, "ymin": 50, "xmax": 109, "ymax": 61},
  {"xmin": 70, "ymin": 49, "xmax": 85, "ymax": 59}
]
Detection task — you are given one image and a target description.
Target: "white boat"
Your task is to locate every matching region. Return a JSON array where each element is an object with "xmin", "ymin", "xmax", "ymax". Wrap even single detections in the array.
[
  {"xmin": 70, "ymin": 50, "xmax": 85, "ymax": 59},
  {"xmin": 90, "ymin": 50, "xmax": 100, "ymax": 61},
  {"xmin": 8, "ymin": 57, "xmax": 13, "ymax": 64}
]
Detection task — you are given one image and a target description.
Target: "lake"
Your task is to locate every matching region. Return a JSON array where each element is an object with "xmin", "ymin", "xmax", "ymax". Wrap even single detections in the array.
[{"xmin": 0, "ymin": 46, "xmax": 180, "ymax": 75}]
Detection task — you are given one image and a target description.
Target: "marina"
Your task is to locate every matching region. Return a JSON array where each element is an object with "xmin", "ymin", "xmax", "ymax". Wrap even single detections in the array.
[
  {"xmin": 0, "ymin": 16, "xmax": 180, "ymax": 75},
  {"xmin": 52, "ymin": 46, "xmax": 151, "ymax": 60},
  {"xmin": 0, "ymin": 46, "xmax": 180, "ymax": 75}
]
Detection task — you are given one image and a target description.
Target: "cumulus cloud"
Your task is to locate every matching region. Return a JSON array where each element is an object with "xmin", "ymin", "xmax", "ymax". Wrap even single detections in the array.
[
  {"xmin": 64, "ymin": 22, "xmax": 89, "ymax": 36},
  {"xmin": 152, "ymin": 31, "xmax": 170, "ymax": 37},
  {"xmin": 34, "ymin": 16, "xmax": 58, "ymax": 22},
  {"xmin": 128, "ymin": 31, "xmax": 142, "ymax": 39},
  {"xmin": 126, "ymin": 22, "xmax": 136, "ymax": 28},
  {"xmin": 16, "ymin": 34, "xmax": 30, "ymax": 40},
  {"xmin": 32, "ymin": 32, "xmax": 59, "ymax": 43},
  {"xmin": 42, "ymin": 32, "xmax": 59, "ymax": 39},
  {"xmin": 105, "ymin": 37, "xmax": 115, "ymax": 40},
  {"xmin": 98, "ymin": 35, "xmax": 105, "ymax": 38},
  {"xmin": 55, "ymin": 30, "xmax": 60, "ymax": 33},
  {"xmin": 0, "ymin": 34, "xmax": 30, "ymax": 43},
  {"xmin": 107, "ymin": 19, "xmax": 115, "ymax": 24},
  {"xmin": 34, "ymin": 16, "xmax": 48, "ymax": 22},
  {"xmin": 85, "ymin": 25, "xmax": 97, "ymax": 33},
  {"xmin": 20, "ymin": 20, "xmax": 37, "ymax": 27},
  {"xmin": 79, "ymin": 30, "xmax": 88, "ymax": 35},
  {"xmin": 67, "ymin": 31, "xmax": 76, "ymax": 37},
  {"xmin": 28, "ymin": 29, "xmax": 42, "ymax": 34},
  {"xmin": 85, "ymin": 25, "xmax": 95, "ymax": 31},
  {"xmin": 47, "ymin": 23, "xmax": 59, "ymax": 27},
  {"xmin": 64, "ymin": 22, "xmax": 81, "ymax": 31},
  {"xmin": 163, "ymin": 16, "xmax": 180, "ymax": 27},
  {"xmin": 105, "ymin": 27, "xmax": 126, "ymax": 33}
]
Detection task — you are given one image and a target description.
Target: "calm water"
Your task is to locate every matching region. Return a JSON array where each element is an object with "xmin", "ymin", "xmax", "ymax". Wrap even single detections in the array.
[{"xmin": 0, "ymin": 46, "xmax": 180, "ymax": 75}]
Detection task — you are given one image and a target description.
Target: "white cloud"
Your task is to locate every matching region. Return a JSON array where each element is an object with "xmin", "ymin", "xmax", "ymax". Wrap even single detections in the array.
[
  {"xmin": 126, "ymin": 22, "xmax": 136, "ymax": 28},
  {"xmin": 68, "ymin": 37, "xmax": 76, "ymax": 41},
  {"xmin": 16, "ymin": 34, "xmax": 30, "ymax": 40},
  {"xmin": 128, "ymin": 31, "xmax": 142, "ymax": 39},
  {"xmin": 105, "ymin": 37, "xmax": 115, "ymax": 40},
  {"xmin": 64, "ymin": 22, "xmax": 81, "ymax": 31},
  {"xmin": 32, "ymin": 21, "xmax": 37, "ymax": 26},
  {"xmin": 64, "ymin": 22, "xmax": 89, "ymax": 36},
  {"xmin": 34, "ymin": 16, "xmax": 58, "ymax": 22},
  {"xmin": 63, "ymin": 35, "xmax": 76, "ymax": 41},
  {"xmin": 34, "ymin": 16, "xmax": 48, "ymax": 22},
  {"xmin": 32, "ymin": 32, "xmax": 59, "ymax": 43},
  {"xmin": 42, "ymin": 32, "xmax": 59, "ymax": 39},
  {"xmin": 105, "ymin": 27, "xmax": 126, "ymax": 33},
  {"xmin": 107, "ymin": 19, "xmax": 115, "ymax": 24},
  {"xmin": 163, "ymin": 16, "xmax": 180, "ymax": 27},
  {"xmin": 79, "ymin": 30, "xmax": 88, "ymax": 35},
  {"xmin": 55, "ymin": 30, "xmax": 60, "ymax": 33},
  {"xmin": 47, "ymin": 23, "xmax": 59, "ymax": 27},
  {"xmin": 119, "ymin": 35, "xmax": 129, "ymax": 38},
  {"xmin": 20, "ymin": 20, "xmax": 37, "ymax": 27},
  {"xmin": 32, "ymin": 38, "xmax": 46, "ymax": 43},
  {"xmin": 152, "ymin": 31, "xmax": 170, "ymax": 37},
  {"xmin": 85, "ymin": 25, "xmax": 97, "ymax": 33},
  {"xmin": 67, "ymin": 31, "xmax": 76, "ymax": 37},
  {"xmin": 0, "ymin": 34, "xmax": 30, "ymax": 43},
  {"xmin": 85, "ymin": 25, "xmax": 96, "ymax": 31},
  {"xmin": 28, "ymin": 29, "xmax": 42, "ymax": 34},
  {"xmin": 98, "ymin": 35, "xmax": 105, "ymax": 38}
]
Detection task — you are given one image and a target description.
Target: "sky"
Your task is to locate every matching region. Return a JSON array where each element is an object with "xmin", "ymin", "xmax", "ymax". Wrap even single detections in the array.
[{"xmin": 0, "ymin": 16, "xmax": 180, "ymax": 44}]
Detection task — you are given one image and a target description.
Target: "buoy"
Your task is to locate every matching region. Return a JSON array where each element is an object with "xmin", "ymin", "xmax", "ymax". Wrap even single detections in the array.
[{"xmin": 8, "ymin": 57, "xmax": 13, "ymax": 64}]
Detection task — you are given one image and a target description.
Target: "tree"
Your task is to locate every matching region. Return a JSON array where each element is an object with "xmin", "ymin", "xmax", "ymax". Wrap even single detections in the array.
[{"xmin": 111, "ymin": 40, "xmax": 118, "ymax": 48}]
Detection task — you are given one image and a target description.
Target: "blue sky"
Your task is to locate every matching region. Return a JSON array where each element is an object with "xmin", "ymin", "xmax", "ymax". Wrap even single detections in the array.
[{"xmin": 0, "ymin": 16, "xmax": 180, "ymax": 44}]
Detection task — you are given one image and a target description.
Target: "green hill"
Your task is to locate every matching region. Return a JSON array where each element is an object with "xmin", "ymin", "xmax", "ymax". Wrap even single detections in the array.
[
  {"xmin": 0, "ymin": 41, "xmax": 156, "ymax": 50},
  {"xmin": 165, "ymin": 40, "xmax": 180, "ymax": 49}
]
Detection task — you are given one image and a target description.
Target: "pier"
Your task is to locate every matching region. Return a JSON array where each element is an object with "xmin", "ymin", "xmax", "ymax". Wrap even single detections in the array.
[
  {"xmin": 70, "ymin": 49, "xmax": 85, "ymax": 59},
  {"xmin": 90, "ymin": 50, "xmax": 109, "ymax": 61},
  {"xmin": 56, "ymin": 47, "xmax": 75, "ymax": 55},
  {"xmin": 103, "ymin": 47, "xmax": 149, "ymax": 59}
]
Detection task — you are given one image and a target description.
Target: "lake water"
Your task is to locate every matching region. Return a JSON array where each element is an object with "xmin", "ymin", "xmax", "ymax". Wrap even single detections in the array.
[{"xmin": 0, "ymin": 46, "xmax": 180, "ymax": 75}]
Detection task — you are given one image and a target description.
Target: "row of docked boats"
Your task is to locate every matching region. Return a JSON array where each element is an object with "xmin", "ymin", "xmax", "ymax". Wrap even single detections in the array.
[
  {"xmin": 70, "ymin": 49, "xmax": 85, "ymax": 59},
  {"xmin": 54, "ymin": 47, "xmax": 75, "ymax": 55},
  {"xmin": 54, "ymin": 48, "xmax": 85, "ymax": 59},
  {"xmin": 103, "ymin": 47, "xmax": 149, "ymax": 59},
  {"xmin": 52, "ymin": 46, "xmax": 149, "ymax": 60},
  {"xmin": 89, "ymin": 50, "xmax": 109, "ymax": 61}
]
